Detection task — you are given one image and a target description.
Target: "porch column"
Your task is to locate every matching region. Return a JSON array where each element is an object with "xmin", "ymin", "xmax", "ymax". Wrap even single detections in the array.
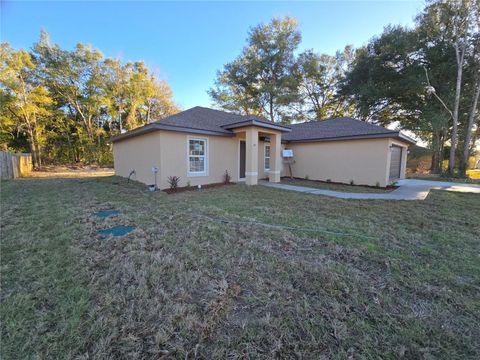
[
  {"xmin": 245, "ymin": 127, "xmax": 258, "ymax": 185},
  {"xmin": 269, "ymin": 133, "xmax": 281, "ymax": 183}
]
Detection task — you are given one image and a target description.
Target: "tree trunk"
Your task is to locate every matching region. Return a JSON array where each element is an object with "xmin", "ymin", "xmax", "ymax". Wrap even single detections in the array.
[
  {"xmin": 449, "ymin": 45, "xmax": 465, "ymax": 175},
  {"xmin": 126, "ymin": 102, "xmax": 138, "ymax": 130},
  {"xmin": 269, "ymin": 95, "xmax": 274, "ymax": 122},
  {"xmin": 430, "ymin": 131, "xmax": 442, "ymax": 174},
  {"xmin": 431, "ymin": 129, "xmax": 442, "ymax": 174},
  {"xmin": 459, "ymin": 78, "xmax": 480, "ymax": 176}
]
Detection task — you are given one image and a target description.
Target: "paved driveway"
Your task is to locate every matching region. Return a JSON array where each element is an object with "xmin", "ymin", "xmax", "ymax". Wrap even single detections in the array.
[{"xmin": 260, "ymin": 179, "xmax": 480, "ymax": 200}]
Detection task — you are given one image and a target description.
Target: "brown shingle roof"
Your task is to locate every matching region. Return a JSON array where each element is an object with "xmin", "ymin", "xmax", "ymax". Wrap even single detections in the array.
[
  {"xmin": 111, "ymin": 108, "xmax": 415, "ymax": 145},
  {"xmin": 285, "ymin": 117, "xmax": 415, "ymax": 144},
  {"xmin": 111, "ymin": 106, "xmax": 291, "ymax": 142},
  {"xmin": 154, "ymin": 106, "xmax": 290, "ymax": 133}
]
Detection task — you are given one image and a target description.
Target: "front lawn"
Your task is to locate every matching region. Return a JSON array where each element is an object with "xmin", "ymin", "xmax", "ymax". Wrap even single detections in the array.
[{"xmin": 1, "ymin": 176, "xmax": 479, "ymax": 359}]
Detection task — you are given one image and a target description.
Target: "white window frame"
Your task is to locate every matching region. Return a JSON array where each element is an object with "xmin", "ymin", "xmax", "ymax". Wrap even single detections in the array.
[
  {"xmin": 187, "ymin": 136, "xmax": 208, "ymax": 177},
  {"xmin": 264, "ymin": 144, "xmax": 271, "ymax": 171}
]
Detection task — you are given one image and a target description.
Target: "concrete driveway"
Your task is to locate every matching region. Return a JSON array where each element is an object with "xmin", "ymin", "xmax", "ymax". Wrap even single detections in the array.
[{"xmin": 261, "ymin": 179, "xmax": 480, "ymax": 200}]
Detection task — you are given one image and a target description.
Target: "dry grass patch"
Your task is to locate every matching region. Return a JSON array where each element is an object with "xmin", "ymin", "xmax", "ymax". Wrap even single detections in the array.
[{"xmin": 1, "ymin": 176, "xmax": 479, "ymax": 359}]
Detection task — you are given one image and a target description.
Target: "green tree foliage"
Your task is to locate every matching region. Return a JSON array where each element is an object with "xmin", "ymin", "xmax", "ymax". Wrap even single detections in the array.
[
  {"xmin": 210, "ymin": 17, "xmax": 356, "ymax": 123},
  {"xmin": 209, "ymin": 17, "xmax": 302, "ymax": 123},
  {"xmin": 0, "ymin": 43, "xmax": 53, "ymax": 166},
  {"xmin": 297, "ymin": 46, "xmax": 356, "ymax": 120},
  {"xmin": 0, "ymin": 31, "xmax": 179, "ymax": 166},
  {"xmin": 342, "ymin": 0, "xmax": 480, "ymax": 174}
]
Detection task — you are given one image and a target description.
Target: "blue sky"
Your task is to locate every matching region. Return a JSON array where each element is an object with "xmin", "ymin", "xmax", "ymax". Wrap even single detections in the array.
[{"xmin": 1, "ymin": 0, "xmax": 423, "ymax": 109}]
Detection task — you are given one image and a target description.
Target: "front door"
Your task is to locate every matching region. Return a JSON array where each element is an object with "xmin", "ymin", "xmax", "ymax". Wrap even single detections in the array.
[{"xmin": 239, "ymin": 140, "xmax": 246, "ymax": 179}]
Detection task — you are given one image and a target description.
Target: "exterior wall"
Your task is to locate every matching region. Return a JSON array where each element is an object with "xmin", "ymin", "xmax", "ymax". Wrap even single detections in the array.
[
  {"xmin": 113, "ymin": 128, "xmax": 411, "ymax": 190},
  {"xmin": 114, "ymin": 131, "xmax": 239, "ymax": 189},
  {"xmin": 286, "ymin": 138, "xmax": 393, "ymax": 187},
  {"xmin": 158, "ymin": 131, "xmax": 238, "ymax": 189},
  {"xmin": 113, "ymin": 132, "xmax": 161, "ymax": 185}
]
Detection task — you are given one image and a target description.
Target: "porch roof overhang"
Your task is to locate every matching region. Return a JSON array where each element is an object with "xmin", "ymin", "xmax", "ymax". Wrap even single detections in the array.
[{"xmin": 222, "ymin": 119, "xmax": 291, "ymax": 133}]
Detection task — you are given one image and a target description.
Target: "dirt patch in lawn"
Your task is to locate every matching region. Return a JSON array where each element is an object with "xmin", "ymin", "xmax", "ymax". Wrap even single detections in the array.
[{"xmin": 28, "ymin": 165, "xmax": 114, "ymax": 178}]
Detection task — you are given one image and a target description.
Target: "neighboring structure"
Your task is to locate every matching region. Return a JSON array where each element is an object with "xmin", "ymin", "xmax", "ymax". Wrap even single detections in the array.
[
  {"xmin": 111, "ymin": 107, "xmax": 415, "ymax": 189},
  {"xmin": 0, "ymin": 152, "xmax": 33, "ymax": 179}
]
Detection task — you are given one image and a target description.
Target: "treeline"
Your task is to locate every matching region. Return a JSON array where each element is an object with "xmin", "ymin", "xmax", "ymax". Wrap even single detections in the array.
[
  {"xmin": 210, "ymin": 0, "xmax": 480, "ymax": 176},
  {"xmin": 0, "ymin": 31, "xmax": 179, "ymax": 166}
]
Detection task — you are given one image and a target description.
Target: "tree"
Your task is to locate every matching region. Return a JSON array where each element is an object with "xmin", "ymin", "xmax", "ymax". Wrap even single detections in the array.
[
  {"xmin": 1, "ymin": 30, "xmax": 179, "ymax": 165},
  {"xmin": 297, "ymin": 46, "xmax": 356, "ymax": 120},
  {"xmin": 0, "ymin": 43, "xmax": 53, "ymax": 167},
  {"xmin": 209, "ymin": 17, "xmax": 301, "ymax": 123},
  {"xmin": 342, "ymin": 25, "xmax": 455, "ymax": 173},
  {"xmin": 417, "ymin": 0, "xmax": 480, "ymax": 174}
]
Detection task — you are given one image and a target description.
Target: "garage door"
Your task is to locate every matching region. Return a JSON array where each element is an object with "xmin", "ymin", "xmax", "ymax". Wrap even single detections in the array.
[{"xmin": 389, "ymin": 146, "xmax": 402, "ymax": 180}]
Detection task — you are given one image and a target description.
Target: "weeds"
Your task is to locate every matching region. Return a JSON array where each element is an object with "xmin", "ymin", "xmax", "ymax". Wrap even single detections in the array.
[{"xmin": 1, "ymin": 176, "xmax": 479, "ymax": 359}]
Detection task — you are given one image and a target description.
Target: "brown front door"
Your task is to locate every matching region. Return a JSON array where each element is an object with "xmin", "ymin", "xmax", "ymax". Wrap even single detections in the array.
[{"xmin": 239, "ymin": 140, "xmax": 246, "ymax": 179}]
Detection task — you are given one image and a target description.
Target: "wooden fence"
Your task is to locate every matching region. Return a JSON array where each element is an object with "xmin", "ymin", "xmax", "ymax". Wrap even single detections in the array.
[{"xmin": 0, "ymin": 152, "xmax": 33, "ymax": 179}]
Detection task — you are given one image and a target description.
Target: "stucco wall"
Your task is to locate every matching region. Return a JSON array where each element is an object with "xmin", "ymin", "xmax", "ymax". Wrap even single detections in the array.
[
  {"xmin": 157, "ymin": 131, "xmax": 238, "ymax": 189},
  {"xmin": 113, "ymin": 129, "xmax": 410, "ymax": 189},
  {"xmin": 286, "ymin": 138, "xmax": 393, "ymax": 187},
  {"xmin": 113, "ymin": 131, "xmax": 161, "ymax": 185}
]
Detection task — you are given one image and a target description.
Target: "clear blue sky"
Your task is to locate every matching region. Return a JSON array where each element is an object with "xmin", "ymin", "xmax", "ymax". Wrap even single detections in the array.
[{"xmin": 1, "ymin": 0, "xmax": 423, "ymax": 110}]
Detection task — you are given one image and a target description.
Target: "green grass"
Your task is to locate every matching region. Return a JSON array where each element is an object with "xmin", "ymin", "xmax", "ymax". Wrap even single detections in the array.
[
  {"xmin": 1, "ymin": 176, "xmax": 479, "ymax": 359},
  {"xmin": 281, "ymin": 177, "xmax": 393, "ymax": 193}
]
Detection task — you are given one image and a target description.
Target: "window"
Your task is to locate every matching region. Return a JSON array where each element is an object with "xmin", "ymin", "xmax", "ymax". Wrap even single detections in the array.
[
  {"xmin": 264, "ymin": 144, "xmax": 270, "ymax": 170},
  {"xmin": 188, "ymin": 138, "xmax": 207, "ymax": 176}
]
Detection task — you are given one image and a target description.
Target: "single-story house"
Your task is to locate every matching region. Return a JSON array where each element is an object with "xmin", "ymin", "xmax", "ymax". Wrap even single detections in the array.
[{"xmin": 111, "ymin": 106, "xmax": 415, "ymax": 189}]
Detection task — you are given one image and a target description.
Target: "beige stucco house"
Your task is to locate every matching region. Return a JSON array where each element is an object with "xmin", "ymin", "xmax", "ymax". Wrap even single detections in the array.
[{"xmin": 111, "ymin": 106, "xmax": 415, "ymax": 189}]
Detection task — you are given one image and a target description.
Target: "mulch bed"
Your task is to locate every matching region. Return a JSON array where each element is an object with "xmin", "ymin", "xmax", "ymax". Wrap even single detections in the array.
[
  {"xmin": 282, "ymin": 176, "xmax": 399, "ymax": 190},
  {"xmin": 162, "ymin": 182, "xmax": 236, "ymax": 194}
]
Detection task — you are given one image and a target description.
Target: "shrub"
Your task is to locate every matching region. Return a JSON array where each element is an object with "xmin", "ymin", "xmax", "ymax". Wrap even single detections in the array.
[
  {"xmin": 224, "ymin": 170, "xmax": 231, "ymax": 184},
  {"xmin": 305, "ymin": 175, "xmax": 309, "ymax": 180},
  {"xmin": 350, "ymin": 180, "xmax": 355, "ymax": 185},
  {"xmin": 389, "ymin": 181, "xmax": 398, "ymax": 187},
  {"xmin": 167, "ymin": 176, "xmax": 180, "ymax": 189},
  {"xmin": 186, "ymin": 180, "xmax": 191, "ymax": 187},
  {"xmin": 375, "ymin": 181, "xmax": 380, "ymax": 188},
  {"xmin": 326, "ymin": 179, "xmax": 331, "ymax": 182}
]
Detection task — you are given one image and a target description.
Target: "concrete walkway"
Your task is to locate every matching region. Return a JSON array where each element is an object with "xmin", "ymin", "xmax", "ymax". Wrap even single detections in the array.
[{"xmin": 260, "ymin": 179, "xmax": 480, "ymax": 200}]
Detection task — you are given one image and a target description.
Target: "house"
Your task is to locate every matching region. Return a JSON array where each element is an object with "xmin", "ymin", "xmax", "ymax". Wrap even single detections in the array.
[{"xmin": 111, "ymin": 106, "xmax": 415, "ymax": 189}]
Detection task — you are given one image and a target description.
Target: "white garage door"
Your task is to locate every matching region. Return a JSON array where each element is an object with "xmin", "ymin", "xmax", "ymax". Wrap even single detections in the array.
[{"xmin": 389, "ymin": 146, "xmax": 402, "ymax": 180}]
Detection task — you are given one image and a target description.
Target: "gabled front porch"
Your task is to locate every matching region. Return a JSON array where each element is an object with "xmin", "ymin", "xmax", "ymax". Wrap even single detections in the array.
[{"xmin": 231, "ymin": 125, "xmax": 287, "ymax": 185}]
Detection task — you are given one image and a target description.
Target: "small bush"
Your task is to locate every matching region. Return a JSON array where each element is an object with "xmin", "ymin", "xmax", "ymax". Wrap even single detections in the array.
[
  {"xmin": 350, "ymin": 180, "xmax": 355, "ymax": 185},
  {"xmin": 305, "ymin": 175, "xmax": 309, "ymax": 180},
  {"xmin": 186, "ymin": 180, "xmax": 191, "ymax": 187},
  {"xmin": 224, "ymin": 170, "xmax": 231, "ymax": 184},
  {"xmin": 389, "ymin": 181, "xmax": 398, "ymax": 187},
  {"xmin": 167, "ymin": 176, "xmax": 180, "ymax": 189},
  {"xmin": 375, "ymin": 181, "xmax": 380, "ymax": 187},
  {"xmin": 326, "ymin": 179, "xmax": 331, "ymax": 183}
]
